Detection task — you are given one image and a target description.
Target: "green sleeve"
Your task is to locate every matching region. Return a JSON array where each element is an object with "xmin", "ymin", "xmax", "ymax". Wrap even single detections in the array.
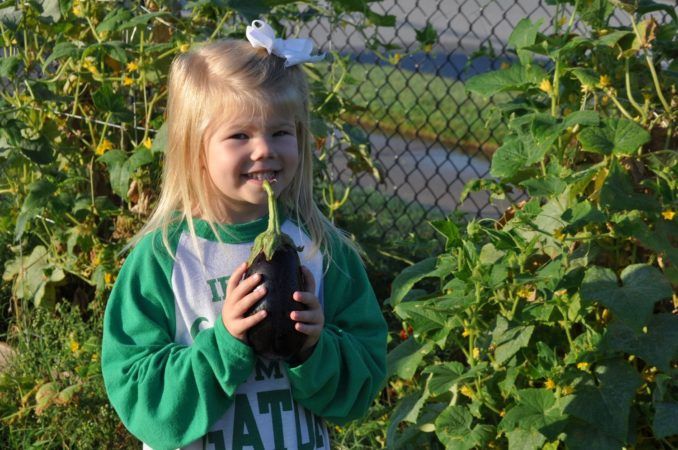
[
  {"xmin": 101, "ymin": 233, "xmax": 255, "ymax": 449},
  {"xmin": 285, "ymin": 235, "xmax": 388, "ymax": 424}
]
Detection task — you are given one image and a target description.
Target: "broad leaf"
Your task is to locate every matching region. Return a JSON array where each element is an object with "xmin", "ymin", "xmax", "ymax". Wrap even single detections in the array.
[
  {"xmin": 387, "ymin": 389, "xmax": 430, "ymax": 447},
  {"xmin": 506, "ymin": 428, "xmax": 546, "ymax": 450},
  {"xmin": 653, "ymin": 401, "xmax": 678, "ymax": 439},
  {"xmin": 602, "ymin": 314, "xmax": 678, "ymax": 372},
  {"xmin": 499, "ymin": 389, "xmax": 569, "ymax": 439},
  {"xmin": 491, "ymin": 316, "xmax": 535, "ymax": 365},
  {"xmin": 508, "ymin": 18, "xmax": 543, "ymax": 65},
  {"xmin": 600, "ymin": 159, "xmax": 659, "ymax": 212},
  {"xmin": 581, "ymin": 264, "xmax": 671, "ymax": 331},
  {"xmin": 564, "ymin": 359, "xmax": 641, "ymax": 442},
  {"xmin": 424, "ymin": 362, "xmax": 487, "ymax": 396},
  {"xmin": 578, "ymin": 118, "xmax": 650, "ymax": 155},
  {"xmin": 435, "ymin": 405, "xmax": 494, "ymax": 450},
  {"xmin": 387, "ymin": 337, "xmax": 431, "ymax": 379},
  {"xmin": 466, "ymin": 64, "xmax": 546, "ymax": 97},
  {"xmin": 387, "ymin": 257, "xmax": 437, "ymax": 306}
]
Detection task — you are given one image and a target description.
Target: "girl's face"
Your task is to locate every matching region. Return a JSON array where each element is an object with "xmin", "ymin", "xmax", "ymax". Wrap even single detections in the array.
[{"xmin": 203, "ymin": 111, "xmax": 299, "ymax": 223}]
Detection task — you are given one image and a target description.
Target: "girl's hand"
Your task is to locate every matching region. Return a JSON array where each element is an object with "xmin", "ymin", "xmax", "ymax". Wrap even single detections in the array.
[
  {"xmin": 221, "ymin": 262, "xmax": 267, "ymax": 342},
  {"xmin": 290, "ymin": 266, "xmax": 324, "ymax": 359}
]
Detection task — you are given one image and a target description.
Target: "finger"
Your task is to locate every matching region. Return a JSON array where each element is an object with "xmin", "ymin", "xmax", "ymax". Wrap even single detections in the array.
[
  {"xmin": 293, "ymin": 291, "xmax": 319, "ymax": 307},
  {"xmin": 233, "ymin": 310, "xmax": 267, "ymax": 335},
  {"xmin": 233, "ymin": 272, "xmax": 263, "ymax": 300},
  {"xmin": 234, "ymin": 285, "xmax": 267, "ymax": 316},
  {"xmin": 294, "ymin": 322, "xmax": 322, "ymax": 335},
  {"xmin": 300, "ymin": 266, "xmax": 316, "ymax": 293},
  {"xmin": 226, "ymin": 262, "xmax": 248, "ymax": 298},
  {"xmin": 290, "ymin": 310, "xmax": 322, "ymax": 324}
]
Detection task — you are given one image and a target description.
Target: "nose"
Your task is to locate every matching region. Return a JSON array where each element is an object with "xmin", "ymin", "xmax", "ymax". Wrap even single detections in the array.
[{"xmin": 251, "ymin": 136, "xmax": 275, "ymax": 160}]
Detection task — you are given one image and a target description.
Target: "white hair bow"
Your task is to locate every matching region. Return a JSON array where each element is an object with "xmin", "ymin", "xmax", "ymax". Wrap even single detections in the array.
[{"xmin": 246, "ymin": 20, "xmax": 325, "ymax": 67}]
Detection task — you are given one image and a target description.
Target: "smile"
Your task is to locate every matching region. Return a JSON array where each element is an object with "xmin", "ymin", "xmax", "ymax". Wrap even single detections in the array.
[{"xmin": 244, "ymin": 171, "xmax": 279, "ymax": 182}]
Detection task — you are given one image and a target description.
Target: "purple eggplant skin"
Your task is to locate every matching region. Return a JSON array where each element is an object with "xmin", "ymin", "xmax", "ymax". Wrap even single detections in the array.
[{"xmin": 245, "ymin": 244, "xmax": 307, "ymax": 360}]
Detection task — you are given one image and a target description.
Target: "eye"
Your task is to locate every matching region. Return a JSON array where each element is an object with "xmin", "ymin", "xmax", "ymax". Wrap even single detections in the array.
[
  {"xmin": 228, "ymin": 133, "xmax": 249, "ymax": 140},
  {"xmin": 273, "ymin": 130, "xmax": 293, "ymax": 137}
]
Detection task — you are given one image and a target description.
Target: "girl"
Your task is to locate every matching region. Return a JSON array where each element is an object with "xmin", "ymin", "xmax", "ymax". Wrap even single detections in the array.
[{"xmin": 101, "ymin": 20, "xmax": 388, "ymax": 450}]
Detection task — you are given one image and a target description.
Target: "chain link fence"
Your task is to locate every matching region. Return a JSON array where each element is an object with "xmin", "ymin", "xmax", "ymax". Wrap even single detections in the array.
[{"xmin": 300, "ymin": 0, "xmax": 674, "ymax": 238}]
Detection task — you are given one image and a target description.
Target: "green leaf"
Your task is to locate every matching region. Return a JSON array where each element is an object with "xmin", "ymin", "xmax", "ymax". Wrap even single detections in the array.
[
  {"xmin": 506, "ymin": 428, "xmax": 546, "ymax": 450},
  {"xmin": 151, "ymin": 122, "xmax": 168, "ymax": 153},
  {"xmin": 490, "ymin": 136, "xmax": 544, "ymax": 179},
  {"xmin": 521, "ymin": 175, "xmax": 567, "ymax": 197},
  {"xmin": 561, "ymin": 200, "xmax": 606, "ymax": 233},
  {"xmin": 387, "ymin": 257, "xmax": 437, "ymax": 307},
  {"xmin": 637, "ymin": 0, "xmax": 678, "ymax": 21},
  {"xmin": 491, "ymin": 316, "xmax": 535, "ymax": 365},
  {"xmin": 117, "ymin": 12, "xmax": 170, "ymax": 31},
  {"xmin": 0, "ymin": 55, "xmax": 20, "ymax": 77},
  {"xmin": 653, "ymin": 402, "xmax": 678, "ymax": 439},
  {"xmin": 15, "ymin": 179, "xmax": 56, "ymax": 240},
  {"xmin": 415, "ymin": 23, "xmax": 437, "ymax": 48},
  {"xmin": 387, "ymin": 389, "xmax": 430, "ymax": 447},
  {"xmin": 499, "ymin": 389, "xmax": 569, "ymax": 440},
  {"xmin": 466, "ymin": 64, "xmax": 547, "ymax": 97},
  {"xmin": 508, "ymin": 18, "xmax": 544, "ymax": 65},
  {"xmin": 563, "ymin": 419, "xmax": 623, "ymax": 450},
  {"xmin": 95, "ymin": 8, "xmax": 133, "ymax": 33},
  {"xmin": 2, "ymin": 245, "xmax": 64, "ymax": 306},
  {"xmin": 570, "ymin": 67, "xmax": 599, "ymax": 89},
  {"xmin": 43, "ymin": 41, "xmax": 79, "ymax": 66},
  {"xmin": 424, "ymin": 362, "xmax": 487, "ymax": 396},
  {"xmin": 578, "ymin": 0, "xmax": 614, "ymax": 28},
  {"xmin": 92, "ymin": 83, "xmax": 133, "ymax": 121},
  {"xmin": 387, "ymin": 337, "xmax": 431, "ymax": 379},
  {"xmin": 578, "ymin": 118, "xmax": 650, "ymax": 155},
  {"xmin": 581, "ymin": 264, "xmax": 671, "ymax": 331},
  {"xmin": 564, "ymin": 358, "xmax": 642, "ymax": 442},
  {"xmin": 602, "ymin": 314, "xmax": 678, "ymax": 372},
  {"xmin": 600, "ymin": 159, "xmax": 660, "ymax": 212},
  {"xmin": 435, "ymin": 405, "xmax": 494, "ymax": 450},
  {"xmin": 98, "ymin": 149, "xmax": 130, "ymax": 199},
  {"xmin": 430, "ymin": 218, "xmax": 461, "ymax": 249},
  {"xmin": 595, "ymin": 30, "xmax": 634, "ymax": 47}
]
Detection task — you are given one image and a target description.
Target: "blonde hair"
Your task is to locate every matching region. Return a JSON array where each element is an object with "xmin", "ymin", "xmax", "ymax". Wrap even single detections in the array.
[{"xmin": 130, "ymin": 39, "xmax": 355, "ymax": 262}]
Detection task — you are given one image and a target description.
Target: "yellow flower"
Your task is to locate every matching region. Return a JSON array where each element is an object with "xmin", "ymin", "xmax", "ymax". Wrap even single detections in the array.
[
  {"xmin": 580, "ymin": 83, "xmax": 594, "ymax": 94},
  {"xmin": 577, "ymin": 362, "xmax": 590, "ymax": 371},
  {"xmin": 545, "ymin": 378, "xmax": 556, "ymax": 390},
  {"xmin": 143, "ymin": 137, "xmax": 152, "ymax": 149},
  {"xmin": 539, "ymin": 78, "xmax": 553, "ymax": 94},
  {"xmin": 662, "ymin": 210, "xmax": 675, "ymax": 220},
  {"xmin": 598, "ymin": 74, "xmax": 612, "ymax": 88},
  {"xmin": 460, "ymin": 385, "xmax": 474, "ymax": 398},
  {"xmin": 91, "ymin": 353, "xmax": 99, "ymax": 362},
  {"xmin": 179, "ymin": 43, "xmax": 191, "ymax": 53},
  {"xmin": 499, "ymin": 409, "xmax": 506, "ymax": 417},
  {"xmin": 553, "ymin": 228, "xmax": 566, "ymax": 241},
  {"xmin": 95, "ymin": 139, "xmax": 114, "ymax": 155},
  {"xmin": 389, "ymin": 53, "xmax": 403, "ymax": 65},
  {"xmin": 72, "ymin": 0, "xmax": 84, "ymax": 17},
  {"xmin": 126, "ymin": 60, "xmax": 139, "ymax": 72},
  {"xmin": 82, "ymin": 58, "xmax": 100, "ymax": 77},
  {"xmin": 70, "ymin": 340, "xmax": 80, "ymax": 353},
  {"xmin": 557, "ymin": 16, "xmax": 568, "ymax": 27},
  {"xmin": 123, "ymin": 76, "xmax": 134, "ymax": 86},
  {"xmin": 462, "ymin": 328, "xmax": 471, "ymax": 337},
  {"xmin": 517, "ymin": 285, "xmax": 533, "ymax": 299},
  {"xmin": 472, "ymin": 347, "xmax": 480, "ymax": 359},
  {"xmin": 561, "ymin": 385, "xmax": 574, "ymax": 396},
  {"xmin": 104, "ymin": 273, "xmax": 113, "ymax": 285}
]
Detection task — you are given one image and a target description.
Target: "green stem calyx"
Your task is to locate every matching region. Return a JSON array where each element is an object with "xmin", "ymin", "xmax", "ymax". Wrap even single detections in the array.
[{"xmin": 247, "ymin": 180, "xmax": 299, "ymax": 265}]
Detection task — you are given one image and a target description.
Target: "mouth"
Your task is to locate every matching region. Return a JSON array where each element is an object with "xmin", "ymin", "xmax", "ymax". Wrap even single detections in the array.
[{"xmin": 243, "ymin": 170, "xmax": 279, "ymax": 182}]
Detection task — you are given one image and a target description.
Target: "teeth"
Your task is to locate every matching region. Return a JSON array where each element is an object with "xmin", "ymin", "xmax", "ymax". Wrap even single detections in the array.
[{"xmin": 247, "ymin": 171, "xmax": 277, "ymax": 181}]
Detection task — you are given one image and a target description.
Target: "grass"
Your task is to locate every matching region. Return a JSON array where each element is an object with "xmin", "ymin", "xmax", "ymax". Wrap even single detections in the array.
[{"xmin": 340, "ymin": 62, "xmax": 510, "ymax": 153}]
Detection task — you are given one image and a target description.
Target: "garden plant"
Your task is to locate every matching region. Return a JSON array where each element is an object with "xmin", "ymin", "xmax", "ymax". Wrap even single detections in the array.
[{"xmin": 385, "ymin": 0, "xmax": 677, "ymax": 448}]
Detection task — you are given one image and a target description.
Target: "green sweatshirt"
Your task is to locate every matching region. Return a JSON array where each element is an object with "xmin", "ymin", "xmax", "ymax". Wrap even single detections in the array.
[{"xmin": 101, "ymin": 215, "xmax": 387, "ymax": 450}]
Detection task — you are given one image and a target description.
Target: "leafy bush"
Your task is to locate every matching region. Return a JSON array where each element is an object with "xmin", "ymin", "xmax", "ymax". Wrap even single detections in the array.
[
  {"xmin": 0, "ymin": 302, "xmax": 137, "ymax": 448},
  {"xmin": 386, "ymin": 1, "xmax": 677, "ymax": 448}
]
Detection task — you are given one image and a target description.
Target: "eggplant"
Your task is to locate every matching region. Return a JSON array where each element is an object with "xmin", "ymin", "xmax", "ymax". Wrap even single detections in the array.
[{"xmin": 244, "ymin": 180, "xmax": 306, "ymax": 359}]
